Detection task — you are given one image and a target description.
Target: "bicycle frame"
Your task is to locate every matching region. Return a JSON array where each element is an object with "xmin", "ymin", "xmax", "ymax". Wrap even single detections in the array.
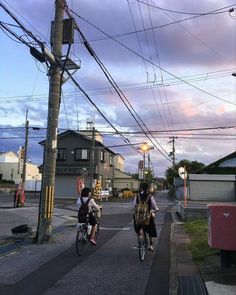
[{"xmin": 75, "ymin": 208, "xmax": 102, "ymax": 256}]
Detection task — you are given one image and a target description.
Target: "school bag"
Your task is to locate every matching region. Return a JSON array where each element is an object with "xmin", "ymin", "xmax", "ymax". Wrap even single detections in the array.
[
  {"xmin": 78, "ymin": 197, "xmax": 90, "ymax": 223},
  {"xmin": 134, "ymin": 193, "xmax": 151, "ymax": 226}
]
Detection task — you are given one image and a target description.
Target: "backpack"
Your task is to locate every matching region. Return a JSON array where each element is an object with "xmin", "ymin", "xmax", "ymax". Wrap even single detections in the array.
[
  {"xmin": 134, "ymin": 193, "xmax": 151, "ymax": 226},
  {"xmin": 78, "ymin": 197, "xmax": 90, "ymax": 223}
]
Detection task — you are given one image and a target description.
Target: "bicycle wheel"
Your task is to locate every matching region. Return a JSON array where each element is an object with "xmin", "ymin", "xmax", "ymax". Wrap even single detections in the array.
[
  {"xmin": 94, "ymin": 223, "xmax": 100, "ymax": 242},
  {"xmin": 145, "ymin": 232, "xmax": 150, "ymax": 250},
  {"xmin": 138, "ymin": 234, "xmax": 146, "ymax": 262},
  {"xmin": 76, "ymin": 229, "xmax": 88, "ymax": 256}
]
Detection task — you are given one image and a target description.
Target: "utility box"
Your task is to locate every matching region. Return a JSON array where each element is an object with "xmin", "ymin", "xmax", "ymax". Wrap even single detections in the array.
[{"xmin": 208, "ymin": 204, "xmax": 236, "ymax": 251}]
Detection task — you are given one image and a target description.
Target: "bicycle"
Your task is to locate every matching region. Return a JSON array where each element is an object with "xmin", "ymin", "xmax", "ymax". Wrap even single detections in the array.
[
  {"xmin": 137, "ymin": 226, "xmax": 150, "ymax": 262},
  {"xmin": 75, "ymin": 207, "xmax": 102, "ymax": 256}
]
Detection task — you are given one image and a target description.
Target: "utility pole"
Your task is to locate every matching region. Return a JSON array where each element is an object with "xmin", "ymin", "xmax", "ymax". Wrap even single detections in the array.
[
  {"xmin": 36, "ymin": 0, "xmax": 65, "ymax": 243},
  {"xmin": 89, "ymin": 127, "xmax": 95, "ymax": 190},
  {"xmin": 22, "ymin": 110, "xmax": 29, "ymax": 193},
  {"xmin": 169, "ymin": 137, "xmax": 177, "ymax": 167}
]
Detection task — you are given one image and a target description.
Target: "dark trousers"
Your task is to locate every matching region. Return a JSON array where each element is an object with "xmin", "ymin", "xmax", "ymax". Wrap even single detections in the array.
[{"xmin": 133, "ymin": 215, "xmax": 157, "ymax": 237}]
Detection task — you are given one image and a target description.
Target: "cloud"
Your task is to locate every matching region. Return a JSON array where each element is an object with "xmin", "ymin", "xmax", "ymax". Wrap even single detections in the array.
[{"xmin": 0, "ymin": 0, "xmax": 235, "ymax": 177}]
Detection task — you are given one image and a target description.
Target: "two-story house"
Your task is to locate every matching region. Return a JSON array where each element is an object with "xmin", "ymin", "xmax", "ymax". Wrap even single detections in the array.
[
  {"xmin": 0, "ymin": 151, "xmax": 41, "ymax": 192},
  {"xmin": 39, "ymin": 129, "xmax": 117, "ymax": 198}
]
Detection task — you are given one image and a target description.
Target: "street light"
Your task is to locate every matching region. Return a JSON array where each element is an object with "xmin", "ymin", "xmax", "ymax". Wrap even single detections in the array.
[{"xmin": 138, "ymin": 142, "xmax": 154, "ymax": 180}]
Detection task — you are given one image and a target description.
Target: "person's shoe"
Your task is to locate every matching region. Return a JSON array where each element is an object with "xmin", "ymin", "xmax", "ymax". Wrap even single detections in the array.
[
  {"xmin": 90, "ymin": 237, "xmax": 97, "ymax": 245},
  {"xmin": 149, "ymin": 245, "xmax": 154, "ymax": 252}
]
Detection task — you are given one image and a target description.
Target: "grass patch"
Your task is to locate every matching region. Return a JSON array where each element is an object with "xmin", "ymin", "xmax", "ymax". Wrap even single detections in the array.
[{"xmin": 183, "ymin": 219, "xmax": 219, "ymax": 262}]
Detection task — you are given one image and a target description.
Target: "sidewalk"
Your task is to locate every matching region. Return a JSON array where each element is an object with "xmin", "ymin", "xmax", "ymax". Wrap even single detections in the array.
[
  {"xmin": 0, "ymin": 194, "xmax": 78, "ymax": 287},
  {"xmin": 170, "ymin": 209, "xmax": 236, "ymax": 295}
]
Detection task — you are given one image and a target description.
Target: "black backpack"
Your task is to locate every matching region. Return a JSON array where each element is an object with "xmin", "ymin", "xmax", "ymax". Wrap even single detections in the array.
[{"xmin": 78, "ymin": 197, "xmax": 90, "ymax": 223}]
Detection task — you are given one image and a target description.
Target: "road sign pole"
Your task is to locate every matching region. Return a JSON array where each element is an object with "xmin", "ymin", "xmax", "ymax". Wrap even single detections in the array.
[{"xmin": 184, "ymin": 166, "xmax": 187, "ymax": 208}]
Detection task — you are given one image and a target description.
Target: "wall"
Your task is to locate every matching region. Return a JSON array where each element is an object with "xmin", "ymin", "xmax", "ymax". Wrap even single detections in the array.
[
  {"xmin": 189, "ymin": 174, "xmax": 236, "ymax": 201},
  {"xmin": 55, "ymin": 175, "xmax": 78, "ymax": 198},
  {"xmin": 113, "ymin": 169, "xmax": 139, "ymax": 191}
]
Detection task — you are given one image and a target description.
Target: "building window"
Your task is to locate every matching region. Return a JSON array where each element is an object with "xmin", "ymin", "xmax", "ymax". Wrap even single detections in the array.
[
  {"xmin": 57, "ymin": 148, "xmax": 67, "ymax": 161},
  {"xmin": 100, "ymin": 150, "xmax": 105, "ymax": 162},
  {"xmin": 109, "ymin": 155, "xmax": 113, "ymax": 166},
  {"xmin": 74, "ymin": 148, "xmax": 90, "ymax": 160}
]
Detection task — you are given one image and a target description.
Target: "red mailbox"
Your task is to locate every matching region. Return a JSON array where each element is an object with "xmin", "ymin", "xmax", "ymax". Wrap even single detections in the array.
[{"xmin": 208, "ymin": 204, "xmax": 236, "ymax": 251}]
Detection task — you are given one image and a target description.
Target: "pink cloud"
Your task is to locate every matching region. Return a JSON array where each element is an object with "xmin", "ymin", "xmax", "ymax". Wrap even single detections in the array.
[
  {"xmin": 180, "ymin": 100, "xmax": 198, "ymax": 117},
  {"xmin": 217, "ymin": 106, "xmax": 226, "ymax": 114}
]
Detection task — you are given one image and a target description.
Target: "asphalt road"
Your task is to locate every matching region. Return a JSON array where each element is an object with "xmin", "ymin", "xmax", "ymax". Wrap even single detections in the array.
[{"xmin": 1, "ymin": 191, "xmax": 174, "ymax": 295}]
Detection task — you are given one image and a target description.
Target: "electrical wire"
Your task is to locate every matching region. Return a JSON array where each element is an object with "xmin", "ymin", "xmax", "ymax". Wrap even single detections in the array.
[
  {"xmin": 146, "ymin": 0, "xmax": 175, "ymax": 133},
  {"xmin": 136, "ymin": 1, "xmax": 235, "ymax": 16},
  {"xmin": 70, "ymin": 10, "xmax": 236, "ymax": 106},
  {"xmin": 73, "ymin": 25, "xmax": 171, "ymax": 161},
  {"xmin": 0, "ymin": 1, "xmax": 44, "ymax": 47},
  {"xmin": 73, "ymin": 4, "xmax": 236, "ymax": 43},
  {"xmin": 65, "ymin": 72, "xmax": 142, "ymax": 154},
  {"xmin": 127, "ymin": 0, "xmax": 149, "ymax": 82},
  {"xmin": 149, "ymin": 0, "xmax": 234, "ymax": 63}
]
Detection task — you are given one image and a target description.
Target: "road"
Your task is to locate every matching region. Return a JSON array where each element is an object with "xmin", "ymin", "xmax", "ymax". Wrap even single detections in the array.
[{"xmin": 1, "ymin": 191, "xmax": 175, "ymax": 295}]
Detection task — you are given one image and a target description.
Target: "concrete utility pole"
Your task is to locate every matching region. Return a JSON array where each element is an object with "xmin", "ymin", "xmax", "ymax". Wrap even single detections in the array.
[
  {"xmin": 36, "ymin": 0, "xmax": 65, "ymax": 243},
  {"xmin": 89, "ymin": 127, "xmax": 95, "ymax": 190},
  {"xmin": 22, "ymin": 111, "xmax": 29, "ymax": 192},
  {"xmin": 169, "ymin": 137, "xmax": 177, "ymax": 167}
]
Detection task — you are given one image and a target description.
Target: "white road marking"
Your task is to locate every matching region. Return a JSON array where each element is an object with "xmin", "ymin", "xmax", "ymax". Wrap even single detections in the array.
[{"xmin": 99, "ymin": 226, "xmax": 131, "ymax": 231}]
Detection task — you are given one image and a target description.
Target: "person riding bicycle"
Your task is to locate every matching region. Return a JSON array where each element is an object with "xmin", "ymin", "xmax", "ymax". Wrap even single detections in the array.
[
  {"xmin": 133, "ymin": 182, "xmax": 159, "ymax": 251},
  {"xmin": 76, "ymin": 187, "xmax": 101, "ymax": 245}
]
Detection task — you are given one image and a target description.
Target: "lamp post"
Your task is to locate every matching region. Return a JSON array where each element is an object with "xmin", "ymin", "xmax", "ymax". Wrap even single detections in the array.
[{"xmin": 138, "ymin": 142, "xmax": 154, "ymax": 181}]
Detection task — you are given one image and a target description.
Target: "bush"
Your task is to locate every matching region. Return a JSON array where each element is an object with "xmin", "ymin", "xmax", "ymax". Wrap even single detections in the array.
[{"xmin": 0, "ymin": 179, "xmax": 15, "ymax": 184}]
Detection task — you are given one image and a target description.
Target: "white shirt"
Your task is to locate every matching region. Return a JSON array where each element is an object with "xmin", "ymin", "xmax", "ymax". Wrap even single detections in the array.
[{"xmin": 76, "ymin": 197, "xmax": 100, "ymax": 212}]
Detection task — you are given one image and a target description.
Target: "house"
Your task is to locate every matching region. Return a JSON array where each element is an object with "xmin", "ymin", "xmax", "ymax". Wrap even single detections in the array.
[
  {"xmin": 39, "ymin": 129, "xmax": 117, "ymax": 198},
  {"xmin": 188, "ymin": 151, "xmax": 236, "ymax": 201},
  {"xmin": 113, "ymin": 168, "xmax": 139, "ymax": 193},
  {"xmin": 197, "ymin": 151, "xmax": 236, "ymax": 175},
  {"xmin": 114, "ymin": 154, "xmax": 125, "ymax": 172},
  {"xmin": 0, "ymin": 151, "xmax": 41, "ymax": 191},
  {"xmin": 174, "ymin": 151, "xmax": 236, "ymax": 202}
]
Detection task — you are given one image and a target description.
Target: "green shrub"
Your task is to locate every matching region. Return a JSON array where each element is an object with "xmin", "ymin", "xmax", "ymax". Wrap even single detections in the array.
[{"xmin": 0, "ymin": 179, "xmax": 15, "ymax": 184}]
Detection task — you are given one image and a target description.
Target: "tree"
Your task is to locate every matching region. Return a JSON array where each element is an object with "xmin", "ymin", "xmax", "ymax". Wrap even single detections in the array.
[{"xmin": 165, "ymin": 159, "xmax": 205, "ymax": 187}]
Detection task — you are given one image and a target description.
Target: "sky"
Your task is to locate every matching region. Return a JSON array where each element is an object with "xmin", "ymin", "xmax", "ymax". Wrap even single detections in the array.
[{"xmin": 0, "ymin": 0, "xmax": 236, "ymax": 178}]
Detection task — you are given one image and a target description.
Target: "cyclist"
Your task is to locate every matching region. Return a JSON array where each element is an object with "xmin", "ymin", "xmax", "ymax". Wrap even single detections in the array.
[
  {"xmin": 133, "ymin": 182, "xmax": 159, "ymax": 251},
  {"xmin": 76, "ymin": 187, "xmax": 101, "ymax": 245}
]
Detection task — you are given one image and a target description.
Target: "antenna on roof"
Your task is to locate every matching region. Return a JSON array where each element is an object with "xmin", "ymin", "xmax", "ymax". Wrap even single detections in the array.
[{"xmin": 86, "ymin": 116, "xmax": 95, "ymax": 130}]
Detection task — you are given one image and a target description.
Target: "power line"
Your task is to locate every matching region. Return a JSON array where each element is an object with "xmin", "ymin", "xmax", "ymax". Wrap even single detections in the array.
[
  {"xmin": 66, "ymin": 72, "xmax": 142, "ymax": 154},
  {"xmin": 136, "ymin": 1, "xmax": 235, "ymax": 16},
  {"xmin": 99, "ymin": 125, "xmax": 236, "ymax": 134},
  {"xmin": 69, "ymin": 14, "xmax": 171, "ymax": 161},
  {"xmin": 73, "ymin": 4, "xmax": 236, "ymax": 43},
  {"xmin": 71, "ymin": 11, "xmax": 236, "ymax": 106},
  {"xmin": 127, "ymin": 0, "xmax": 149, "ymax": 81},
  {"xmin": 0, "ymin": 125, "xmax": 235, "ymax": 133},
  {"xmin": 0, "ymin": 1, "xmax": 44, "ymax": 47},
  {"xmin": 0, "ymin": 68, "xmax": 234, "ymax": 101},
  {"xmin": 150, "ymin": 1, "xmax": 233, "ymax": 63}
]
